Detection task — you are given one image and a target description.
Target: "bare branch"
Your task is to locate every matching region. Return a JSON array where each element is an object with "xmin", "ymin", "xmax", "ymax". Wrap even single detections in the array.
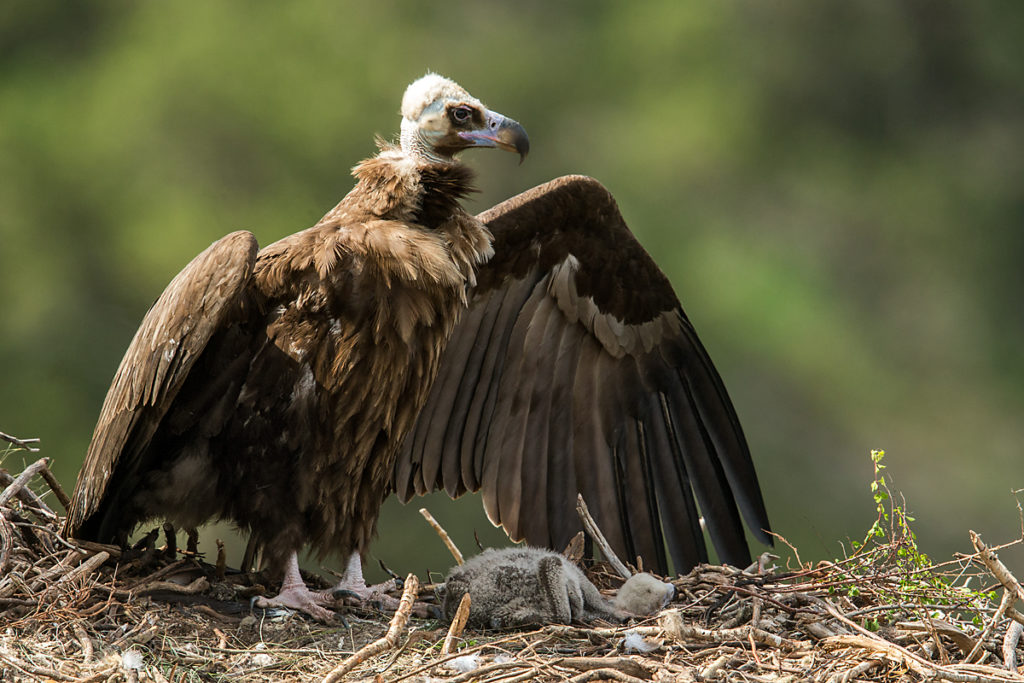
[
  {"xmin": 0, "ymin": 458, "xmax": 50, "ymax": 506},
  {"xmin": 419, "ymin": 507, "xmax": 464, "ymax": 565},
  {"xmin": 321, "ymin": 573, "xmax": 419, "ymax": 683},
  {"xmin": 0, "ymin": 431, "xmax": 40, "ymax": 452},
  {"xmin": 576, "ymin": 494, "xmax": 632, "ymax": 579},
  {"xmin": 441, "ymin": 592, "xmax": 471, "ymax": 655}
]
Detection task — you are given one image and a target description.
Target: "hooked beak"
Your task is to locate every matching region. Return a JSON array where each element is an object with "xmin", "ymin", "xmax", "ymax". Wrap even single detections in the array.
[{"xmin": 458, "ymin": 109, "xmax": 530, "ymax": 163}]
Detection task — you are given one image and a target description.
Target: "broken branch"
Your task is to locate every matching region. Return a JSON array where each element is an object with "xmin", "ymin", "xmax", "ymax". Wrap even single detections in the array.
[
  {"xmin": 441, "ymin": 592, "xmax": 471, "ymax": 655},
  {"xmin": 321, "ymin": 572, "xmax": 419, "ymax": 683},
  {"xmin": 419, "ymin": 508, "xmax": 463, "ymax": 565},
  {"xmin": 0, "ymin": 431, "xmax": 40, "ymax": 452},
  {"xmin": 576, "ymin": 494, "xmax": 631, "ymax": 579}
]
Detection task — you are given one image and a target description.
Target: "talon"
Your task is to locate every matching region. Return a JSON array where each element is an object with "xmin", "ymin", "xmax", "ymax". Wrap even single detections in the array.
[
  {"xmin": 252, "ymin": 552, "xmax": 341, "ymax": 622},
  {"xmin": 332, "ymin": 588, "xmax": 362, "ymax": 601}
]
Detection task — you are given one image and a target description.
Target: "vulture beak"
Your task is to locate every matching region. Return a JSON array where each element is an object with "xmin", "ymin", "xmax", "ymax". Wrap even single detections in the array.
[{"xmin": 459, "ymin": 110, "xmax": 530, "ymax": 163}]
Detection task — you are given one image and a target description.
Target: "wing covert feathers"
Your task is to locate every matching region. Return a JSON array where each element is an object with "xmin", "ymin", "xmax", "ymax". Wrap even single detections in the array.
[
  {"xmin": 64, "ymin": 231, "xmax": 258, "ymax": 536},
  {"xmin": 398, "ymin": 176, "xmax": 770, "ymax": 574}
]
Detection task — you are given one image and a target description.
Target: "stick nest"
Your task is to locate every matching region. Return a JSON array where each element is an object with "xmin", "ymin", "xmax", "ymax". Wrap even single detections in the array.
[{"xmin": 2, "ymin": 453, "xmax": 1023, "ymax": 683}]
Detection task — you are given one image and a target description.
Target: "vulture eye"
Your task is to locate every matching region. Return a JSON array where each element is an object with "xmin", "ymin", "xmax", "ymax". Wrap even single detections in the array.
[{"xmin": 450, "ymin": 106, "xmax": 473, "ymax": 125}]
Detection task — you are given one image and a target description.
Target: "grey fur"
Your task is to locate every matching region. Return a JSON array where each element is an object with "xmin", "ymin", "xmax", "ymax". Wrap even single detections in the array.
[
  {"xmin": 613, "ymin": 572, "xmax": 675, "ymax": 615},
  {"xmin": 440, "ymin": 547, "xmax": 674, "ymax": 629}
]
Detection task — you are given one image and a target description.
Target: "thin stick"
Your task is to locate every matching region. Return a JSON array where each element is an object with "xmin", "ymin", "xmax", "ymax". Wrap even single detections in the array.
[
  {"xmin": 72, "ymin": 539, "xmax": 123, "ymax": 560},
  {"xmin": 829, "ymin": 658, "xmax": 884, "ymax": 683},
  {"xmin": 661, "ymin": 609, "xmax": 809, "ymax": 651},
  {"xmin": 55, "ymin": 551, "xmax": 110, "ymax": 585},
  {"xmin": 897, "ymin": 619, "xmax": 977, "ymax": 658},
  {"xmin": 567, "ymin": 669, "xmax": 650, "ymax": 683},
  {"xmin": 445, "ymin": 661, "xmax": 528, "ymax": 683},
  {"xmin": 441, "ymin": 592, "xmax": 471, "ymax": 655},
  {"xmin": 0, "ymin": 511, "xmax": 13, "ymax": 572},
  {"xmin": 38, "ymin": 460, "xmax": 71, "ymax": 509},
  {"xmin": 386, "ymin": 631, "xmax": 537, "ymax": 683},
  {"xmin": 213, "ymin": 628, "xmax": 229, "ymax": 650},
  {"xmin": 969, "ymin": 530, "xmax": 1024, "ymax": 664},
  {"xmin": 73, "ymin": 622, "xmax": 94, "ymax": 663},
  {"xmin": 0, "ymin": 470, "xmax": 56, "ymax": 519},
  {"xmin": 0, "ymin": 431, "xmax": 40, "ymax": 452},
  {"xmin": 1004, "ymin": 621, "xmax": 1023, "ymax": 672},
  {"xmin": 322, "ymin": 573, "xmax": 419, "ymax": 683},
  {"xmin": 558, "ymin": 656, "xmax": 652, "ymax": 678},
  {"xmin": 818, "ymin": 594, "xmax": 1023, "ymax": 683},
  {"xmin": 419, "ymin": 508, "xmax": 463, "ymax": 565},
  {"xmin": 74, "ymin": 667, "xmax": 118, "ymax": 683},
  {"xmin": 132, "ymin": 576, "xmax": 210, "ymax": 597},
  {"xmin": 576, "ymin": 494, "xmax": 631, "ymax": 579},
  {"xmin": 971, "ymin": 530, "xmax": 1024, "ymax": 602},
  {"xmin": 0, "ymin": 458, "xmax": 50, "ymax": 507},
  {"xmin": 822, "ymin": 634, "xmax": 1020, "ymax": 683},
  {"xmin": 0, "ymin": 652, "xmax": 76, "ymax": 682},
  {"xmin": 126, "ymin": 558, "xmax": 189, "ymax": 590},
  {"xmin": 700, "ymin": 654, "xmax": 733, "ymax": 680},
  {"xmin": 965, "ymin": 588, "xmax": 1013, "ymax": 663}
]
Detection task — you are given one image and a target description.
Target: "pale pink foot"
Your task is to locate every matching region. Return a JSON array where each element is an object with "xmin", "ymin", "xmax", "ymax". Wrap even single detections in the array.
[
  {"xmin": 330, "ymin": 552, "xmax": 402, "ymax": 610},
  {"xmin": 254, "ymin": 552, "xmax": 341, "ymax": 622}
]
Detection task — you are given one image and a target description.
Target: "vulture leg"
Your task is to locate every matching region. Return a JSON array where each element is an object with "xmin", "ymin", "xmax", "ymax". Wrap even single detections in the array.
[
  {"xmin": 329, "ymin": 553, "xmax": 403, "ymax": 610},
  {"xmin": 331, "ymin": 553, "xmax": 441, "ymax": 618},
  {"xmin": 253, "ymin": 552, "xmax": 340, "ymax": 622}
]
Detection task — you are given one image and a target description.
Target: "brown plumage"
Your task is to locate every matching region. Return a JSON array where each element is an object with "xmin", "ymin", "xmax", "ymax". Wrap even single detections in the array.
[{"xmin": 65, "ymin": 74, "xmax": 770, "ymax": 617}]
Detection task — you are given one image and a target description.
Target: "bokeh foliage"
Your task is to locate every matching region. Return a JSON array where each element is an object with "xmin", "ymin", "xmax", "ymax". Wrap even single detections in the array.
[{"xmin": 2, "ymin": 1, "xmax": 1023, "ymax": 576}]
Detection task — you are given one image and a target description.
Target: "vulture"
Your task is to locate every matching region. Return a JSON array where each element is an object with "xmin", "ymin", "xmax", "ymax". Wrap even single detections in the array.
[{"xmin": 64, "ymin": 73, "xmax": 771, "ymax": 620}]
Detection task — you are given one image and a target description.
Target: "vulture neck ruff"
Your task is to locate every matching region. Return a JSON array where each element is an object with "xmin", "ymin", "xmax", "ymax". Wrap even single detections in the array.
[{"xmin": 342, "ymin": 147, "xmax": 483, "ymax": 231}]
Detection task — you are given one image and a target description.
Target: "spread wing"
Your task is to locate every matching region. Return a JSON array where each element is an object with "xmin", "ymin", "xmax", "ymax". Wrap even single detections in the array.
[
  {"xmin": 396, "ymin": 176, "xmax": 770, "ymax": 573},
  {"xmin": 64, "ymin": 231, "xmax": 259, "ymax": 536}
]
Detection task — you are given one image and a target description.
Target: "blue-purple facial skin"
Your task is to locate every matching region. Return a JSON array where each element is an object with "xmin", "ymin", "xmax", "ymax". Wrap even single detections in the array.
[{"xmin": 458, "ymin": 110, "xmax": 530, "ymax": 161}]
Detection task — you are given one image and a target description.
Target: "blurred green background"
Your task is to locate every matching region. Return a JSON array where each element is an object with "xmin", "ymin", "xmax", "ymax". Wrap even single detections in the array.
[{"xmin": 2, "ymin": 1, "xmax": 1023, "ymax": 579}]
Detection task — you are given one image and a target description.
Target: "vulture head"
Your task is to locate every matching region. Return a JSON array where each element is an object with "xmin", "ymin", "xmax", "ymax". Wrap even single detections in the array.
[{"xmin": 400, "ymin": 73, "xmax": 529, "ymax": 163}]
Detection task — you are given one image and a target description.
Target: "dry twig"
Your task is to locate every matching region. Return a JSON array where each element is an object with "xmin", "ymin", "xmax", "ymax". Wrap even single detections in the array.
[
  {"xmin": 441, "ymin": 592, "xmax": 471, "ymax": 655},
  {"xmin": 0, "ymin": 457, "xmax": 1023, "ymax": 683},
  {"xmin": 1005, "ymin": 621, "xmax": 1024, "ymax": 672},
  {"xmin": 576, "ymin": 494, "xmax": 631, "ymax": 579},
  {"xmin": 0, "ymin": 457, "xmax": 51, "ymax": 507},
  {"xmin": 420, "ymin": 507, "xmax": 464, "ymax": 565},
  {"xmin": 321, "ymin": 573, "xmax": 419, "ymax": 682},
  {"xmin": 0, "ymin": 431, "xmax": 40, "ymax": 452}
]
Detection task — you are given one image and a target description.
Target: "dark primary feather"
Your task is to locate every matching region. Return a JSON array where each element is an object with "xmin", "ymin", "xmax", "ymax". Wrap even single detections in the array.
[
  {"xmin": 397, "ymin": 175, "xmax": 771, "ymax": 573},
  {"xmin": 65, "ymin": 231, "xmax": 259, "ymax": 542}
]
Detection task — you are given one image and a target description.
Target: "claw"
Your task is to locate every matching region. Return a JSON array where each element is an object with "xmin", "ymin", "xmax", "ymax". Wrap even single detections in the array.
[
  {"xmin": 334, "ymin": 552, "xmax": 404, "ymax": 611},
  {"xmin": 331, "ymin": 587, "xmax": 362, "ymax": 601},
  {"xmin": 253, "ymin": 552, "xmax": 343, "ymax": 623},
  {"xmin": 378, "ymin": 558, "xmax": 404, "ymax": 590}
]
